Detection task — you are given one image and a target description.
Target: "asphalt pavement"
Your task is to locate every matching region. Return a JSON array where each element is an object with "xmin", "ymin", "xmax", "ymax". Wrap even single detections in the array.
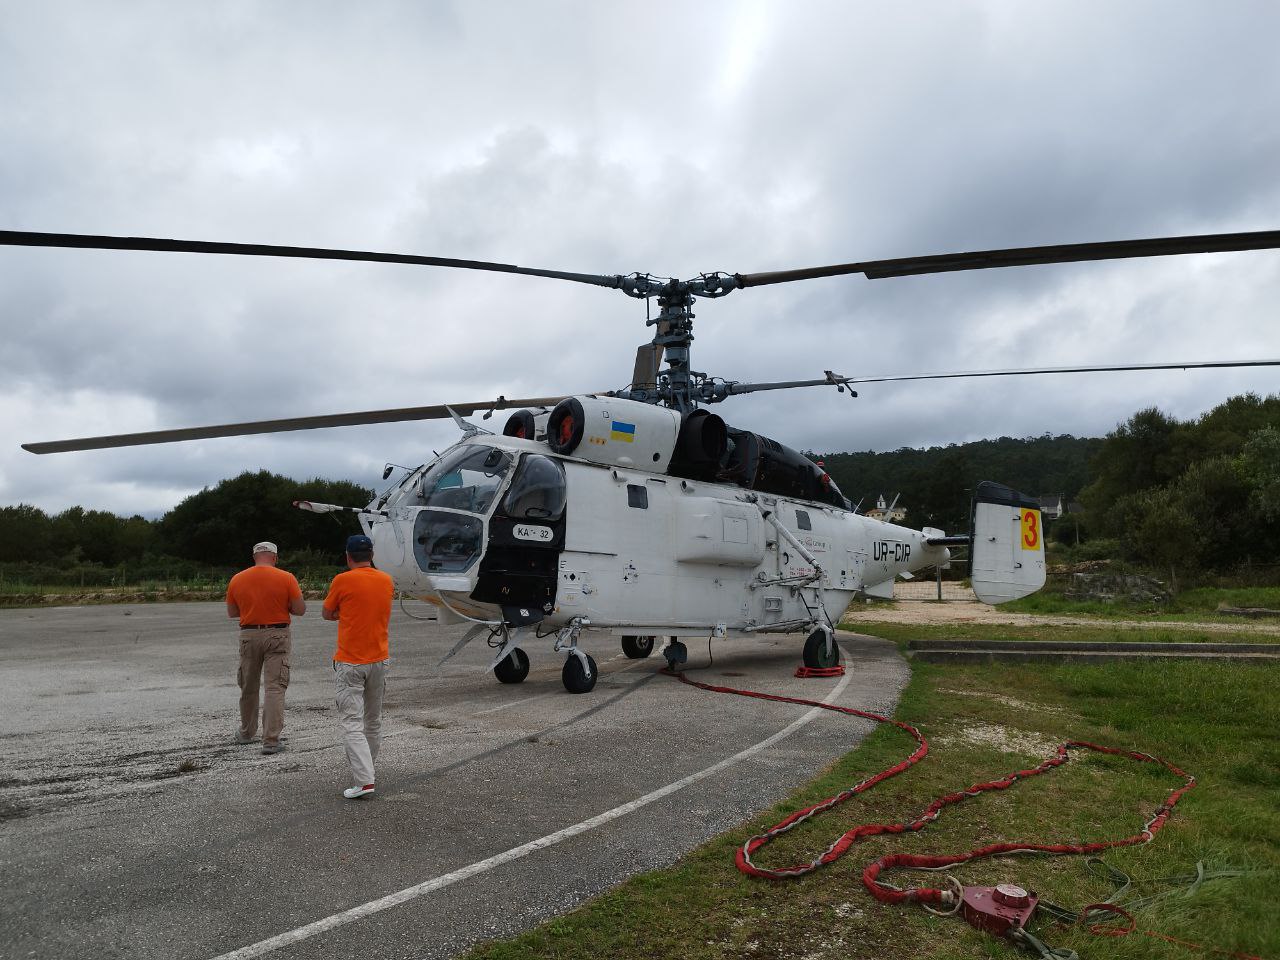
[{"xmin": 0, "ymin": 602, "xmax": 909, "ymax": 960}]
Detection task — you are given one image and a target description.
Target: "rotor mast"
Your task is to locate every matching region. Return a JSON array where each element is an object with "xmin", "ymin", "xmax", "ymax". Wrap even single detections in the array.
[{"xmin": 613, "ymin": 272, "xmax": 742, "ymax": 412}]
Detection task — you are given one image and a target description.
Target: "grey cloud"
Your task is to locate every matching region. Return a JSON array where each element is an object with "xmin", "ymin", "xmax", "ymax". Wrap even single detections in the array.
[{"xmin": 3, "ymin": 1, "xmax": 1280, "ymax": 516}]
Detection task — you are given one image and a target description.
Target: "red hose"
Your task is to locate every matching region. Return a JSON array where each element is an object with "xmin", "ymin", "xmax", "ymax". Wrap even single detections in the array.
[{"xmin": 660, "ymin": 667, "xmax": 1196, "ymax": 908}]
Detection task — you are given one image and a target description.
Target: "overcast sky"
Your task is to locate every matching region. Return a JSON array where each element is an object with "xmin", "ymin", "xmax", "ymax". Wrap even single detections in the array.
[{"xmin": 2, "ymin": 1, "xmax": 1278, "ymax": 517}]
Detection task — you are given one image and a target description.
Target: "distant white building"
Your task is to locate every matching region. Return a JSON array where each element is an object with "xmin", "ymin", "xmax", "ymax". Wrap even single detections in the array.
[
  {"xmin": 865, "ymin": 493, "xmax": 907, "ymax": 522},
  {"xmin": 1038, "ymin": 495, "xmax": 1064, "ymax": 519}
]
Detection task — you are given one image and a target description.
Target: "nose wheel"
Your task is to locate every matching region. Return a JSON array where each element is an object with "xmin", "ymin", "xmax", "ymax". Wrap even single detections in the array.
[
  {"xmin": 494, "ymin": 647, "xmax": 530, "ymax": 684},
  {"xmin": 562, "ymin": 652, "xmax": 598, "ymax": 694},
  {"xmin": 555, "ymin": 617, "xmax": 597, "ymax": 694}
]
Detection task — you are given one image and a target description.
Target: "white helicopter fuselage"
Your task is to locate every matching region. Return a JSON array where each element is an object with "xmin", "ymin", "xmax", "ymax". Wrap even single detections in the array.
[
  {"xmin": 532, "ymin": 454, "xmax": 943, "ymax": 636},
  {"xmin": 294, "ymin": 394, "xmax": 1042, "ymax": 690},
  {"xmin": 364, "ymin": 432, "xmax": 947, "ymax": 641}
]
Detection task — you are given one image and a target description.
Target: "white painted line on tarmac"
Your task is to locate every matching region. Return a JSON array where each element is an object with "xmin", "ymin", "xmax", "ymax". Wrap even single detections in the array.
[{"xmin": 208, "ymin": 669, "xmax": 854, "ymax": 960}]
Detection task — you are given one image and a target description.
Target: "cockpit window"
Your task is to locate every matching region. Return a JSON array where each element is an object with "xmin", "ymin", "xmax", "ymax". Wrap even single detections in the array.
[
  {"xmin": 413, "ymin": 510, "xmax": 483, "ymax": 573},
  {"xmin": 418, "ymin": 445, "xmax": 511, "ymax": 514},
  {"xmin": 501, "ymin": 454, "xmax": 567, "ymax": 520}
]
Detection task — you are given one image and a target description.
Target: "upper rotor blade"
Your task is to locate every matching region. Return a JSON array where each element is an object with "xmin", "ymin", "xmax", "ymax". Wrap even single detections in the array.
[
  {"xmin": 21, "ymin": 395, "xmax": 574, "ymax": 454},
  {"xmin": 0, "ymin": 230, "xmax": 624, "ymax": 290},
  {"xmin": 844, "ymin": 358, "xmax": 1280, "ymax": 386},
  {"xmin": 735, "ymin": 229, "xmax": 1280, "ymax": 287}
]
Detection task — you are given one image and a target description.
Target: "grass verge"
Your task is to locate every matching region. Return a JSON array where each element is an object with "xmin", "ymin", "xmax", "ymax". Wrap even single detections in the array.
[
  {"xmin": 1002, "ymin": 584, "xmax": 1280, "ymax": 622},
  {"xmin": 0, "ymin": 577, "xmax": 337, "ymax": 608},
  {"xmin": 847, "ymin": 619, "xmax": 1280, "ymax": 646},
  {"xmin": 464, "ymin": 633, "xmax": 1278, "ymax": 960}
]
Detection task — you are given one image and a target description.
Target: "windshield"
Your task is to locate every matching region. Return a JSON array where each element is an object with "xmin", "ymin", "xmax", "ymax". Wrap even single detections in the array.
[{"xmin": 418, "ymin": 445, "xmax": 511, "ymax": 514}]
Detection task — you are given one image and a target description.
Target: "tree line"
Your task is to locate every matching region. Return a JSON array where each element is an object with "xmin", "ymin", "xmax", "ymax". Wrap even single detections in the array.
[
  {"xmin": 818, "ymin": 433, "xmax": 1102, "ymax": 533},
  {"xmin": 820, "ymin": 392, "xmax": 1279, "ymax": 576},
  {"xmin": 1076, "ymin": 393, "xmax": 1279, "ymax": 576},
  {"xmin": 0, "ymin": 472, "xmax": 369, "ymax": 584}
]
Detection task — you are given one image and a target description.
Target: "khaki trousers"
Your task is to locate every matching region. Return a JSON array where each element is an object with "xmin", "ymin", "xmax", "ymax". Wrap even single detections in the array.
[
  {"xmin": 334, "ymin": 659, "xmax": 388, "ymax": 787},
  {"xmin": 237, "ymin": 628, "xmax": 291, "ymax": 747}
]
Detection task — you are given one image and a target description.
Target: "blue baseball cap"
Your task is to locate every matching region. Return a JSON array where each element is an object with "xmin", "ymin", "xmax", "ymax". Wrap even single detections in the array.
[{"xmin": 346, "ymin": 534, "xmax": 373, "ymax": 553}]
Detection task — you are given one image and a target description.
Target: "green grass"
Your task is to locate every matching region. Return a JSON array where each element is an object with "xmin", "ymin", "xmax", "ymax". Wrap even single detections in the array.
[
  {"xmin": 463, "ymin": 636, "xmax": 1279, "ymax": 959},
  {"xmin": 0, "ymin": 572, "xmax": 339, "ymax": 607},
  {"xmin": 1177, "ymin": 586, "xmax": 1280, "ymax": 613},
  {"xmin": 844, "ymin": 619, "xmax": 1280, "ymax": 646},
  {"xmin": 1002, "ymin": 584, "xmax": 1280, "ymax": 621}
]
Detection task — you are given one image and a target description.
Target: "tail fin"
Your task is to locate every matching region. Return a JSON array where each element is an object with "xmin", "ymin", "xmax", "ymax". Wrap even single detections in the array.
[{"xmin": 969, "ymin": 481, "xmax": 1046, "ymax": 605}]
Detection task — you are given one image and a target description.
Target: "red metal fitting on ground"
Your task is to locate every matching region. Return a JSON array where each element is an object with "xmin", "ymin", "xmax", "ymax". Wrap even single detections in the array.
[{"xmin": 960, "ymin": 884, "xmax": 1039, "ymax": 937}]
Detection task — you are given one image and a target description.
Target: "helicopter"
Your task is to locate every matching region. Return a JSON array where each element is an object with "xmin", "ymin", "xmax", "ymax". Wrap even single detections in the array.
[{"xmin": 5, "ymin": 227, "xmax": 1280, "ymax": 694}]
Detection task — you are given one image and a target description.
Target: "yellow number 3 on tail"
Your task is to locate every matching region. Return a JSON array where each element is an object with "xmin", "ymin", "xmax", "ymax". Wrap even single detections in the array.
[{"xmin": 1021, "ymin": 509, "xmax": 1041, "ymax": 550}]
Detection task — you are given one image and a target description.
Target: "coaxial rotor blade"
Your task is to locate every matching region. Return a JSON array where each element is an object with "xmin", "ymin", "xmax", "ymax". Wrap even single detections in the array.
[
  {"xmin": 21, "ymin": 394, "xmax": 579, "ymax": 454},
  {"xmin": 843, "ymin": 358, "xmax": 1280, "ymax": 386},
  {"xmin": 734, "ymin": 229, "xmax": 1280, "ymax": 287},
  {"xmin": 0, "ymin": 230, "xmax": 625, "ymax": 290}
]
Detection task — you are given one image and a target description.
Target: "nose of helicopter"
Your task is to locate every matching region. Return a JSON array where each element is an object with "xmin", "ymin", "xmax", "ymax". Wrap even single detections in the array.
[{"xmin": 367, "ymin": 516, "xmax": 406, "ymax": 569}]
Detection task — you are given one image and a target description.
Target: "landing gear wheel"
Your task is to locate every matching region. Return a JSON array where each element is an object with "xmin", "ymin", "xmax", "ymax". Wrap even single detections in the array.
[
  {"xmin": 494, "ymin": 647, "xmax": 530, "ymax": 684},
  {"xmin": 562, "ymin": 653, "xmax": 598, "ymax": 694},
  {"xmin": 803, "ymin": 629, "xmax": 840, "ymax": 669},
  {"xmin": 621, "ymin": 635, "xmax": 656, "ymax": 659},
  {"xmin": 663, "ymin": 640, "xmax": 688, "ymax": 671}
]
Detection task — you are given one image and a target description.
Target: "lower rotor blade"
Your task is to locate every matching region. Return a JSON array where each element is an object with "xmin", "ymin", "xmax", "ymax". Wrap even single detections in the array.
[
  {"xmin": 21, "ymin": 394, "xmax": 578, "ymax": 454},
  {"xmin": 844, "ymin": 358, "xmax": 1280, "ymax": 386}
]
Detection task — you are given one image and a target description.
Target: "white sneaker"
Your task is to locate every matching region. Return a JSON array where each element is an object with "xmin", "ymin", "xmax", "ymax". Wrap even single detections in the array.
[{"xmin": 343, "ymin": 784, "xmax": 375, "ymax": 799}]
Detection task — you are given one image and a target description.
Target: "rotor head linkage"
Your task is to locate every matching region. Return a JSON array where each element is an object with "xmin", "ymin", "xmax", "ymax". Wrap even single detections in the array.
[{"xmin": 613, "ymin": 274, "xmax": 746, "ymax": 410}]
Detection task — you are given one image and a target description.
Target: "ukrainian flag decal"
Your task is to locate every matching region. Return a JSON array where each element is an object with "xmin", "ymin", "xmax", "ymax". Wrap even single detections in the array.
[{"xmin": 610, "ymin": 420, "xmax": 636, "ymax": 443}]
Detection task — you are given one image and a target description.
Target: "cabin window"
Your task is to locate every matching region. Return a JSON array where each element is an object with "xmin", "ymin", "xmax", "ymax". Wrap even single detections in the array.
[
  {"xmin": 796, "ymin": 509, "xmax": 812, "ymax": 531},
  {"xmin": 502, "ymin": 454, "xmax": 567, "ymax": 520},
  {"xmin": 627, "ymin": 485, "xmax": 648, "ymax": 509}
]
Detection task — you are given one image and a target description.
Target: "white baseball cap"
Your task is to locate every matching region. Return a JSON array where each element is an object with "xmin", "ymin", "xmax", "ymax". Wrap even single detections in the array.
[{"xmin": 252, "ymin": 541, "xmax": 278, "ymax": 554}]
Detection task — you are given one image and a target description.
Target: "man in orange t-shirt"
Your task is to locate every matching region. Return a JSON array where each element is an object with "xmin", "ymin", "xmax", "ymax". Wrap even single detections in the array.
[
  {"xmin": 225, "ymin": 541, "xmax": 306, "ymax": 754},
  {"xmin": 323, "ymin": 534, "xmax": 395, "ymax": 799}
]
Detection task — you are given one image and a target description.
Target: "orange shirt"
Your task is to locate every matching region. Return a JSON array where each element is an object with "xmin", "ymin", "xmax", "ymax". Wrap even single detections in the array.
[
  {"xmin": 324, "ymin": 566, "xmax": 395, "ymax": 664},
  {"xmin": 226, "ymin": 565, "xmax": 302, "ymax": 627}
]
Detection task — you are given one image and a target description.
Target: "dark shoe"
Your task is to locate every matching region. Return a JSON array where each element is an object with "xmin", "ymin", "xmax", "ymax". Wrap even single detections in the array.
[
  {"xmin": 234, "ymin": 731, "xmax": 254, "ymax": 745},
  {"xmin": 261, "ymin": 743, "xmax": 284, "ymax": 755}
]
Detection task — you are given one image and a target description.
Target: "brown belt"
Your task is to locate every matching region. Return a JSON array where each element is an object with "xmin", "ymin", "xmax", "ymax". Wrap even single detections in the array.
[{"xmin": 241, "ymin": 622, "xmax": 289, "ymax": 629}]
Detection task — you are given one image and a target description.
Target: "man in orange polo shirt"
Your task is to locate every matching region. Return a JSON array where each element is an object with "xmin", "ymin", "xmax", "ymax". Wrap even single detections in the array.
[
  {"xmin": 323, "ymin": 534, "xmax": 395, "ymax": 799},
  {"xmin": 225, "ymin": 541, "xmax": 306, "ymax": 754}
]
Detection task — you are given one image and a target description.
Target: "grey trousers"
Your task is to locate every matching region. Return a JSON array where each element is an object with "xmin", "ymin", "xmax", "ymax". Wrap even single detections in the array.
[{"xmin": 333, "ymin": 659, "xmax": 388, "ymax": 787}]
